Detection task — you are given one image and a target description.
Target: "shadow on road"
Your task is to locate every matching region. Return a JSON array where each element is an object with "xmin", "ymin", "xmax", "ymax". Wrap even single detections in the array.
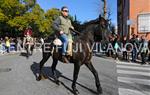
[
  {"xmin": 19, "ymin": 52, "xmax": 33, "ymax": 59},
  {"xmin": 30, "ymin": 62, "xmax": 98, "ymax": 95},
  {"xmin": 19, "ymin": 52, "xmax": 28, "ymax": 59},
  {"xmin": 30, "ymin": 62, "xmax": 63, "ymax": 83},
  {"xmin": 19, "ymin": 52, "xmax": 27, "ymax": 57},
  {"xmin": 60, "ymin": 75, "xmax": 98, "ymax": 95}
]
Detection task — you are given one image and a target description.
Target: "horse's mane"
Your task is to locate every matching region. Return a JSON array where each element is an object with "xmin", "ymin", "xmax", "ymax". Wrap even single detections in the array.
[{"xmin": 74, "ymin": 24, "xmax": 96, "ymax": 44}]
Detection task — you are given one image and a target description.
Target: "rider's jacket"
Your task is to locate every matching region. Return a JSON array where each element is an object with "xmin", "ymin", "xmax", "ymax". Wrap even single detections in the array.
[{"xmin": 52, "ymin": 15, "xmax": 74, "ymax": 40}]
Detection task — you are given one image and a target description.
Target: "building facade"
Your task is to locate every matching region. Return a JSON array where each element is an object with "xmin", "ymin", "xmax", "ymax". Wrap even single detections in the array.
[{"xmin": 117, "ymin": 0, "xmax": 150, "ymax": 40}]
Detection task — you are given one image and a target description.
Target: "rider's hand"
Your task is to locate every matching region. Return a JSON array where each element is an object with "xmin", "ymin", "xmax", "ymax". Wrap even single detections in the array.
[
  {"xmin": 60, "ymin": 31, "xmax": 64, "ymax": 35},
  {"xmin": 70, "ymin": 26, "xmax": 74, "ymax": 30},
  {"xmin": 69, "ymin": 26, "xmax": 74, "ymax": 31}
]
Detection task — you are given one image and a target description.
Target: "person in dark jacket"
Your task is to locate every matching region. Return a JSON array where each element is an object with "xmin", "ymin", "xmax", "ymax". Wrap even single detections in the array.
[
  {"xmin": 140, "ymin": 36, "xmax": 148, "ymax": 65},
  {"xmin": 148, "ymin": 40, "xmax": 150, "ymax": 62},
  {"xmin": 130, "ymin": 34, "xmax": 137, "ymax": 62},
  {"xmin": 122, "ymin": 36, "xmax": 128, "ymax": 60}
]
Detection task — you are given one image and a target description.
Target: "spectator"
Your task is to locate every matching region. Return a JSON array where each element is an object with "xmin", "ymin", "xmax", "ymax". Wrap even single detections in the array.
[
  {"xmin": 148, "ymin": 40, "xmax": 150, "ymax": 62},
  {"xmin": 122, "ymin": 36, "xmax": 128, "ymax": 61},
  {"xmin": 0, "ymin": 40, "xmax": 3, "ymax": 54},
  {"xmin": 16, "ymin": 37, "xmax": 22, "ymax": 51},
  {"xmin": 130, "ymin": 34, "xmax": 137, "ymax": 62},
  {"xmin": 114, "ymin": 35, "xmax": 120, "ymax": 60},
  {"xmin": 140, "ymin": 36, "xmax": 148, "ymax": 65},
  {"xmin": 135, "ymin": 35, "xmax": 140, "ymax": 59},
  {"xmin": 40, "ymin": 37, "xmax": 44, "ymax": 45},
  {"xmin": 5, "ymin": 37, "xmax": 10, "ymax": 53},
  {"xmin": 107, "ymin": 35, "xmax": 114, "ymax": 57}
]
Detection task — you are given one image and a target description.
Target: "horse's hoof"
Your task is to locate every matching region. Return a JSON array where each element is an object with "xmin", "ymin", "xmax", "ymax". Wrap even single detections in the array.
[
  {"xmin": 54, "ymin": 77, "xmax": 60, "ymax": 85},
  {"xmin": 26, "ymin": 56, "xmax": 29, "ymax": 59},
  {"xmin": 55, "ymin": 80, "xmax": 60, "ymax": 85},
  {"xmin": 40, "ymin": 75, "xmax": 47, "ymax": 80},
  {"xmin": 53, "ymin": 74, "xmax": 60, "ymax": 85},
  {"xmin": 97, "ymin": 87, "xmax": 103, "ymax": 94},
  {"xmin": 37, "ymin": 76, "xmax": 41, "ymax": 81},
  {"xmin": 43, "ymin": 75, "xmax": 48, "ymax": 79},
  {"xmin": 73, "ymin": 88, "xmax": 79, "ymax": 95},
  {"xmin": 37, "ymin": 74, "xmax": 47, "ymax": 81}
]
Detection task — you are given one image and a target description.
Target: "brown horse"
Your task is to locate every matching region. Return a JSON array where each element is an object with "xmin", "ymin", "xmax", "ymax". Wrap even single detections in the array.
[{"xmin": 37, "ymin": 17, "xmax": 108, "ymax": 95}]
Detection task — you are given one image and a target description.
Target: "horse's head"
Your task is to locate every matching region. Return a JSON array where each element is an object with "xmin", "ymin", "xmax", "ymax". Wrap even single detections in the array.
[
  {"xmin": 99, "ymin": 15, "xmax": 108, "ymax": 28},
  {"xmin": 80, "ymin": 16, "xmax": 109, "ymax": 43}
]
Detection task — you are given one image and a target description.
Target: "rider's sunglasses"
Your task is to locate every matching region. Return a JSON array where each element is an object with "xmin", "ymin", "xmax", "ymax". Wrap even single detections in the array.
[{"xmin": 62, "ymin": 10, "xmax": 69, "ymax": 12}]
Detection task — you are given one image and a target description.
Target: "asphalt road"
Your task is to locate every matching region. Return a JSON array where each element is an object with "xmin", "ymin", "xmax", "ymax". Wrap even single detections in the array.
[{"xmin": 0, "ymin": 51, "xmax": 149, "ymax": 95}]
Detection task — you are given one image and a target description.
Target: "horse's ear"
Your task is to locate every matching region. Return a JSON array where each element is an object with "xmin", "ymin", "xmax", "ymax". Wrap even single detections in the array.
[{"xmin": 99, "ymin": 15, "xmax": 102, "ymax": 20}]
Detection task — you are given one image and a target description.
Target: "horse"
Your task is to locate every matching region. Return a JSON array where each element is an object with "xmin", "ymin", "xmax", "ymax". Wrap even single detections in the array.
[{"xmin": 37, "ymin": 17, "xmax": 108, "ymax": 95}]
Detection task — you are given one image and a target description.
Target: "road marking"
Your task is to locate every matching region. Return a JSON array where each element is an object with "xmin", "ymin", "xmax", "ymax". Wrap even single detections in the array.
[
  {"xmin": 117, "ymin": 65, "xmax": 150, "ymax": 71},
  {"xmin": 117, "ymin": 69, "xmax": 150, "ymax": 77},
  {"xmin": 119, "ymin": 88, "xmax": 149, "ymax": 95},
  {"xmin": 116, "ymin": 61, "xmax": 150, "ymax": 66},
  {"xmin": 118, "ymin": 77, "xmax": 150, "ymax": 86},
  {"xmin": 116, "ymin": 61, "xmax": 150, "ymax": 95}
]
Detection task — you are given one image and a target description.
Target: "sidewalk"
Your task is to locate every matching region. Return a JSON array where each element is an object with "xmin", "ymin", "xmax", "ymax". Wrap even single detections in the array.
[
  {"xmin": 0, "ymin": 51, "xmax": 21, "ymax": 56},
  {"xmin": 95, "ymin": 52, "xmax": 150, "ymax": 65}
]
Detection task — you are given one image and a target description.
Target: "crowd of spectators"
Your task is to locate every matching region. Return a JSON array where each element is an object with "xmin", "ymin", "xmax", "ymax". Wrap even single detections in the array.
[{"xmin": 101, "ymin": 34, "xmax": 150, "ymax": 65}]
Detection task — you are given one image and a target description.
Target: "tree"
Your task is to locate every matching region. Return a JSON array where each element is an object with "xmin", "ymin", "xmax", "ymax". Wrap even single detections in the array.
[
  {"xmin": 21, "ymin": 0, "xmax": 36, "ymax": 11},
  {"xmin": 43, "ymin": 8, "xmax": 60, "ymax": 36},
  {"xmin": 0, "ymin": 0, "xmax": 36, "ymax": 36},
  {"xmin": 7, "ymin": 16, "xmax": 28, "ymax": 31},
  {"xmin": 101, "ymin": 0, "xmax": 107, "ymax": 19},
  {"xmin": 0, "ymin": 0, "xmax": 80, "ymax": 37},
  {"xmin": 71, "ymin": 15, "xmax": 81, "ymax": 32},
  {"xmin": 0, "ymin": 9, "xmax": 8, "ymax": 22}
]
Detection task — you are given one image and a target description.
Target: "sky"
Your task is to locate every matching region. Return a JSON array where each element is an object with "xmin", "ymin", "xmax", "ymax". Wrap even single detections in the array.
[{"xmin": 37, "ymin": 0, "xmax": 117, "ymax": 25}]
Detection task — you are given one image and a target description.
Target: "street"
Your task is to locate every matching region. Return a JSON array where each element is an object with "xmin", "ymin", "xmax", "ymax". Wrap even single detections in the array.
[
  {"xmin": 0, "ymin": 51, "xmax": 149, "ymax": 95},
  {"xmin": 116, "ymin": 61, "xmax": 150, "ymax": 95}
]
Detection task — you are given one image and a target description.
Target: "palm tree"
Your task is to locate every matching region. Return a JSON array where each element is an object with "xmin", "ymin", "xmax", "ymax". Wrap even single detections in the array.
[{"xmin": 101, "ymin": 0, "xmax": 107, "ymax": 19}]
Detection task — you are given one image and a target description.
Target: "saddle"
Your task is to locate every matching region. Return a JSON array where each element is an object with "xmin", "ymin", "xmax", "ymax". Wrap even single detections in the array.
[{"xmin": 53, "ymin": 38, "xmax": 73, "ymax": 56}]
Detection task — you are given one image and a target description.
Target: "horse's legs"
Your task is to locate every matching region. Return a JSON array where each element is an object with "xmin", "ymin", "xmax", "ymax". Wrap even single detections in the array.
[
  {"xmin": 30, "ymin": 45, "xmax": 34, "ymax": 55},
  {"xmin": 85, "ymin": 62, "xmax": 102, "ymax": 94},
  {"xmin": 72, "ymin": 63, "xmax": 81, "ymax": 95},
  {"xmin": 28, "ymin": 44, "xmax": 31, "ymax": 54},
  {"xmin": 26, "ymin": 45, "xmax": 29, "ymax": 58},
  {"xmin": 37, "ymin": 52, "xmax": 51, "ymax": 81},
  {"xmin": 51, "ymin": 58, "xmax": 59, "ymax": 85}
]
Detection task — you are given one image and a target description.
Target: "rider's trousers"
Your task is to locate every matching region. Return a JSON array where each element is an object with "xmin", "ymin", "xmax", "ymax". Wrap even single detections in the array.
[{"xmin": 59, "ymin": 34, "xmax": 68, "ymax": 55}]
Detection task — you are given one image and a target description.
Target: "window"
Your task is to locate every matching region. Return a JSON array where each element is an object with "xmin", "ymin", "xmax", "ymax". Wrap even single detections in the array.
[{"xmin": 138, "ymin": 13, "xmax": 150, "ymax": 33}]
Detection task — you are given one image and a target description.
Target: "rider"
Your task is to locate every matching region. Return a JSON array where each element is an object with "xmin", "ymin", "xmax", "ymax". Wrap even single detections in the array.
[
  {"xmin": 23, "ymin": 26, "xmax": 33, "ymax": 55},
  {"xmin": 53, "ymin": 6, "xmax": 74, "ymax": 63},
  {"xmin": 24, "ymin": 26, "xmax": 32, "ymax": 36}
]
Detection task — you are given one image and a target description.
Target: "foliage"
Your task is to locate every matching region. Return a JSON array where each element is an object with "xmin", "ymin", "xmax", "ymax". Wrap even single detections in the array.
[
  {"xmin": 0, "ymin": 0, "xmax": 81, "ymax": 37},
  {"xmin": 0, "ymin": 0, "xmax": 63, "ymax": 37}
]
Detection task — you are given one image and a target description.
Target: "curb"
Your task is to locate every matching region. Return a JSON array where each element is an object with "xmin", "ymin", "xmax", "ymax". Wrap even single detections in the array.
[{"xmin": 0, "ymin": 51, "xmax": 21, "ymax": 56}]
